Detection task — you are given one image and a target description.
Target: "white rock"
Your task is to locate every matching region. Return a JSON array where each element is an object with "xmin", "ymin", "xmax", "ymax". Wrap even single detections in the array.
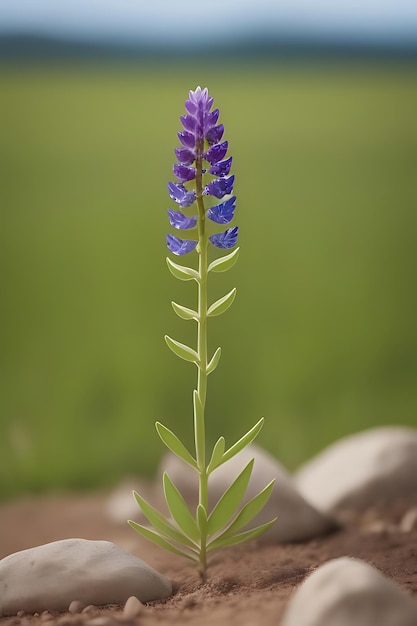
[
  {"xmin": 105, "ymin": 478, "xmax": 151, "ymax": 524},
  {"xmin": 295, "ymin": 427, "xmax": 417, "ymax": 514},
  {"xmin": 281, "ymin": 557, "xmax": 417, "ymax": 626},
  {"xmin": 0, "ymin": 538, "xmax": 172, "ymax": 616},
  {"xmin": 160, "ymin": 443, "xmax": 336, "ymax": 542}
]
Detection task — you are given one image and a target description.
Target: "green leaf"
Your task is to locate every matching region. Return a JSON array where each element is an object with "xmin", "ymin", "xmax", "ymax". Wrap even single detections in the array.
[
  {"xmin": 196, "ymin": 503, "xmax": 207, "ymax": 535},
  {"xmin": 164, "ymin": 335, "xmax": 199, "ymax": 364},
  {"xmin": 166, "ymin": 257, "xmax": 199, "ymax": 281},
  {"xmin": 207, "ymin": 459, "xmax": 254, "ymax": 536},
  {"xmin": 217, "ymin": 480, "xmax": 276, "ymax": 538},
  {"xmin": 163, "ymin": 472, "xmax": 200, "ymax": 542},
  {"xmin": 208, "ymin": 247, "xmax": 240, "ymax": 273},
  {"xmin": 155, "ymin": 422, "xmax": 198, "ymax": 470},
  {"xmin": 207, "ymin": 288, "xmax": 236, "ymax": 317},
  {"xmin": 221, "ymin": 418, "xmax": 264, "ymax": 464},
  {"xmin": 207, "ymin": 518, "xmax": 277, "ymax": 551},
  {"xmin": 207, "ymin": 436, "xmax": 225, "ymax": 474},
  {"xmin": 206, "ymin": 347, "xmax": 221, "ymax": 375},
  {"xmin": 193, "ymin": 390, "xmax": 205, "ymax": 465},
  {"xmin": 128, "ymin": 520, "xmax": 198, "ymax": 561},
  {"xmin": 132, "ymin": 490, "xmax": 197, "ymax": 548},
  {"xmin": 171, "ymin": 301, "xmax": 199, "ymax": 321}
]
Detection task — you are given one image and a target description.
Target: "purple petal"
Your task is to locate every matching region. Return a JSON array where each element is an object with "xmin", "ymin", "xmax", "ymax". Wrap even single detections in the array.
[
  {"xmin": 206, "ymin": 124, "xmax": 224, "ymax": 145},
  {"xmin": 206, "ymin": 196, "xmax": 236, "ymax": 224},
  {"xmin": 174, "ymin": 147, "xmax": 195, "ymax": 165},
  {"xmin": 209, "ymin": 227, "xmax": 238, "ymax": 249},
  {"xmin": 180, "ymin": 114, "xmax": 197, "ymax": 132},
  {"xmin": 168, "ymin": 182, "xmax": 196, "ymax": 208},
  {"xmin": 178, "ymin": 131, "xmax": 195, "ymax": 148},
  {"xmin": 205, "ymin": 176, "xmax": 235, "ymax": 199},
  {"xmin": 166, "ymin": 235, "xmax": 198, "ymax": 256},
  {"xmin": 173, "ymin": 164, "xmax": 196, "ymax": 182},
  {"xmin": 168, "ymin": 209, "xmax": 197, "ymax": 230},
  {"xmin": 209, "ymin": 156, "xmax": 232, "ymax": 177},
  {"xmin": 205, "ymin": 141, "xmax": 228, "ymax": 165},
  {"xmin": 207, "ymin": 109, "xmax": 220, "ymax": 127}
]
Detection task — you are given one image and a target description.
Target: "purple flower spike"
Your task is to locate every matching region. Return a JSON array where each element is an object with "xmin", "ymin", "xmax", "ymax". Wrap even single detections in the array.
[
  {"xmin": 168, "ymin": 209, "xmax": 197, "ymax": 230},
  {"xmin": 168, "ymin": 182, "xmax": 196, "ymax": 208},
  {"xmin": 209, "ymin": 157, "xmax": 232, "ymax": 177},
  {"xmin": 173, "ymin": 164, "xmax": 196, "ymax": 182},
  {"xmin": 209, "ymin": 227, "xmax": 238, "ymax": 249},
  {"xmin": 205, "ymin": 175, "xmax": 235, "ymax": 199},
  {"xmin": 168, "ymin": 88, "xmax": 238, "ymax": 255},
  {"xmin": 205, "ymin": 141, "xmax": 228, "ymax": 165},
  {"xmin": 166, "ymin": 234, "xmax": 198, "ymax": 256},
  {"xmin": 207, "ymin": 196, "xmax": 236, "ymax": 224}
]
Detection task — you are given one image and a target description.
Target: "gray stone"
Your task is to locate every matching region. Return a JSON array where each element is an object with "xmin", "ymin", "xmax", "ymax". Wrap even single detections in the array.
[
  {"xmin": 295, "ymin": 427, "xmax": 417, "ymax": 514},
  {"xmin": 0, "ymin": 538, "xmax": 172, "ymax": 616},
  {"xmin": 160, "ymin": 443, "xmax": 336, "ymax": 542},
  {"xmin": 281, "ymin": 557, "xmax": 417, "ymax": 626}
]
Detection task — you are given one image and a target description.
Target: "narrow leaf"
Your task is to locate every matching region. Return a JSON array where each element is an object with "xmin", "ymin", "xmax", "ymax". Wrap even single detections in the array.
[
  {"xmin": 163, "ymin": 472, "xmax": 200, "ymax": 542},
  {"xmin": 207, "ymin": 459, "xmax": 254, "ymax": 536},
  {"xmin": 171, "ymin": 301, "xmax": 199, "ymax": 321},
  {"xmin": 132, "ymin": 490, "xmax": 196, "ymax": 548},
  {"xmin": 207, "ymin": 518, "xmax": 277, "ymax": 551},
  {"xmin": 165, "ymin": 335, "xmax": 199, "ymax": 364},
  {"xmin": 221, "ymin": 418, "xmax": 264, "ymax": 464},
  {"xmin": 128, "ymin": 520, "xmax": 198, "ymax": 561},
  {"xmin": 155, "ymin": 422, "xmax": 198, "ymax": 469},
  {"xmin": 207, "ymin": 288, "xmax": 236, "ymax": 317},
  {"xmin": 218, "ymin": 480, "xmax": 276, "ymax": 538},
  {"xmin": 206, "ymin": 347, "xmax": 221, "ymax": 375},
  {"xmin": 166, "ymin": 256, "xmax": 199, "ymax": 281},
  {"xmin": 207, "ymin": 436, "xmax": 225, "ymax": 474},
  {"xmin": 208, "ymin": 247, "xmax": 240, "ymax": 273}
]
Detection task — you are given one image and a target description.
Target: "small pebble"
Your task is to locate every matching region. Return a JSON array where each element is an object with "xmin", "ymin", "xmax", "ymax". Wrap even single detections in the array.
[
  {"xmin": 68, "ymin": 600, "xmax": 85, "ymax": 614},
  {"xmin": 82, "ymin": 605, "xmax": 96, "ymax": 614},
  {"xmin": 17, "ymin": 611, "xmax": 25, "ymax": 617},
  {"xmin": 123, "ymin": 596, "xmax": 143, "ymax": 619}
]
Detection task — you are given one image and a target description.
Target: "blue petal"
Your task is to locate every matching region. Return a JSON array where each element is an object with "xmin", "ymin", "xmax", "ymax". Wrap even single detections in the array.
[
  {"xmin": 205, "ymin": 175, "xmax": 234, "ymax": 199},
  {"xmin": 168, "ymin": 209, "xmax": 197, "ymax": 230},
  {"xmin": 209, "ymin": 227, "xmax": 238, "ymax": 249},
  {"xmin": 206, "ymin": 124, "xmax": 224, "ymax": 145},
  {"xmin": 209, "ymin": 157, "xmax": 232, "ymax": 177},
  {"xmin": 178, "ymin": 130, "xmax": 195, "ymax": 148},
  {"xmin": 173, "ymin": 164, "xmax": 196, "ymax": 182},
  {"xmin": 174, "ymin": 147, "xmax": 195, "ymax": 165},
  {"xmin": 166, "ymin": 235, "xmax": 198, "ymax": 256},
  {"xmin": 205, "ymin": 141, "xmax": 228, "ymax": 165},
  {"xmin": 168, "ymin": 182, "xmax": 196, "ymax": 208},
  {"xmin": 206, "ymin": 196, "xmax": 236, "ymax": 224}
]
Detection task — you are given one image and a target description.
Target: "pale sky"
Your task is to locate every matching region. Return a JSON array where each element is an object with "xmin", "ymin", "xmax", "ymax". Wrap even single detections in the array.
[{"xmin": 0, "ymin": 0, "xmax": 416, "ymax": 42}]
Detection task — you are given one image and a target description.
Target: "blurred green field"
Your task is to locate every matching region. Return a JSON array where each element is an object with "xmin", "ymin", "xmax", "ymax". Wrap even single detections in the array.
[{"xmin": 1, "ymin": 62, "xmax": 416, "ymax": 500}]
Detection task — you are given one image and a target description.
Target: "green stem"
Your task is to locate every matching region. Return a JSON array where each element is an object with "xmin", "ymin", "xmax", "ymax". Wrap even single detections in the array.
[{"xmin": 195, "ymin": 138, "xmax": 208, "ymax": 580}]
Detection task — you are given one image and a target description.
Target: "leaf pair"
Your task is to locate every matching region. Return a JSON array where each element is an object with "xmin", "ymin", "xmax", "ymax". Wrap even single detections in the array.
[{"xmin": 166, "ymin": 247, "xmax": 240, "ymax": 283}]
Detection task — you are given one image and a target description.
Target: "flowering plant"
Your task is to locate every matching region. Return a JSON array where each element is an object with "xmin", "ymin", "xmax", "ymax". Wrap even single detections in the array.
[{"xmin": 129, "ymin": 87, "xmax": 276, "ymax": 580}]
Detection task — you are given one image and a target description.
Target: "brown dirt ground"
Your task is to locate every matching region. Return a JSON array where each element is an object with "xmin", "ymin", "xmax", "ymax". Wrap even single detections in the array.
[{"xmin": 1, "ymin": 492, "xmax": 417, "ymax": 626}]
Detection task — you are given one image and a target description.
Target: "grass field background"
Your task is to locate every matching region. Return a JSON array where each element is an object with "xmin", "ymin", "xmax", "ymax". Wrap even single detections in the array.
[{"xmin": 1, "ymin": 61, "xmax": 416, "ymax": 500}]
